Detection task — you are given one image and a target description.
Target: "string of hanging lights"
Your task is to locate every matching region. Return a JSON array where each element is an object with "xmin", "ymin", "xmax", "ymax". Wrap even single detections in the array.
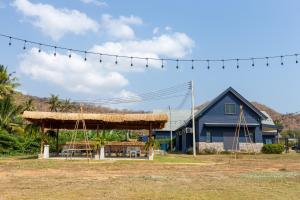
[{"xmin": 1, "ymin": 33, "xmax": 299, "ymax": 70}]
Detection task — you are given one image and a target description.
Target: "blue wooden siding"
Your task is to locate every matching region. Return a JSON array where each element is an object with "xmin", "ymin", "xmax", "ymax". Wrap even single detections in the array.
[
  {"xmin": 176, "ymin": 89, "xmax": 265, "ymax": 152},
  {"xmin": 153, "ymin": 131, "xmax": 176, "ymax": 139},
  {"xmin": 200, "ymin": 127, "xmax": 257, "ymax": 143},
  {"xmin": 196, "ymin": 91, "xmax": 263, "ymax": 143}
]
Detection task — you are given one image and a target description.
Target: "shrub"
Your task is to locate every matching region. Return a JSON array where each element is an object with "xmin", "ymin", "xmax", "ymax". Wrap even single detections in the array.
[{"xmin": 261, "ymin": 144, "xmax": 284, "ymax": 154}]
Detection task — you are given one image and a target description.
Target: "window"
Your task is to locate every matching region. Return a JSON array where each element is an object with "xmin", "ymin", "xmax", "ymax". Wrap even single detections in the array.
[
  {"xmin": 225, "ymin": 103, "xmax": 236, "ymax": 114},
  {"xmin": 265, "ymin": 139, "xmax": 273, "ymax": 144},
  {"xmin": 206, "ymin": 131, "xmax": 212, "ymax": 143},
  {"xmin": 248, "ymin": 132, "xmax": 255, "ymax": 143}
]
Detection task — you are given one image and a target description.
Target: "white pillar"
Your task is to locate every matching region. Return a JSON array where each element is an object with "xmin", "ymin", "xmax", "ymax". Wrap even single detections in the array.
[
  {"xmin": 43, "ymin": 145, "xmax": 49, "ymax": 159},
  {"xmin": 100, "ymin": 146, "xmax": 105, "ymax": 160},
  {"xmin": 148, "ymin": 148, "xmax": 154, "ymax": 160}
]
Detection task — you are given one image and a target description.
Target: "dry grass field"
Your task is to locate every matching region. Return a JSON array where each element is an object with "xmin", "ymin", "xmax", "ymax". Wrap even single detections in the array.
[{"xmin": 0, "ymin": 153, "xmax": 300, "ymax": 200}]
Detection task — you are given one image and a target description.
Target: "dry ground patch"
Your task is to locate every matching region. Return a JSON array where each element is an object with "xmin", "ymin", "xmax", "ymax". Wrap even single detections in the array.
[{"xmin": 0, "ymin": 153, "xmax": 300, "ymax": 200}]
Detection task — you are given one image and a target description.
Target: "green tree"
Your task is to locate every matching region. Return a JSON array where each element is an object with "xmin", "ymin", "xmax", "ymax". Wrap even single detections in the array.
[
  {"xmin": 0, "ymin": 65, "xmax": 19, "ymax": 99},
  {"xmin": 23, "ymin": 98, "xmax": 35, "ymax": 111},
  {"xmin": 48, "ymin": 94, "xmax": 61, "ymax": 112},
  {"xmin": 60, "ymin": 98, "xmax": 74, "ymax": 112},
  {"xmin": 0, "ymin": 97, "xmax": 24, "ymax": 134}
]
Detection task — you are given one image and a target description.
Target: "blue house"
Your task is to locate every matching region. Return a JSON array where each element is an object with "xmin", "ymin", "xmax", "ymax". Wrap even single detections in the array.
[{"xmin": 154, "ymin": 87, "xmax": 279, "ymax": 153}]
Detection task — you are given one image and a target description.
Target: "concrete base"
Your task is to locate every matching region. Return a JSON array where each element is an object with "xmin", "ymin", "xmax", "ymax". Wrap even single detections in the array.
[
  {"xmin": 197, "ymin": 142, "xmax": 224, "ymax": 153},
  {"xmin": 239, "ymin": 143, "xmax": 263, "ymax": 153},
  {"xmin": 197, "ymin": 142, "xmax": 263, "ymax": 153}
]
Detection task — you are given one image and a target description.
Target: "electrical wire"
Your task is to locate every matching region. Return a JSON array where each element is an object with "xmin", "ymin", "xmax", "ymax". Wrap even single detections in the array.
[
  {"xmin": 73, "ymin": 82, "xmax": 191, "ymax": 105},
  {"xmin": 1, "ymin": 33, "xmax": 299, "ymax": 67}
]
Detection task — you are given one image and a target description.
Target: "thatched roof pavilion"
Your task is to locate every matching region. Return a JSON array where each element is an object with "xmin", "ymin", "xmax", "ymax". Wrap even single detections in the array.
[{"xmin": 22, "ymin": 111, "xmax": 168, "ymax": 130}]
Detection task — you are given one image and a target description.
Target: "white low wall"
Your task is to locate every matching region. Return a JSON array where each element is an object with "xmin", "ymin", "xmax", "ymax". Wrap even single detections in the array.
[
  {"xmin": 239, "ymin": 143, "xmax": 263, "ymax": 153},
  {"xmin": 197, "ymin": 142, "xmax": 263, "ymax": 153},
  {"xmin": 197, "ymin": 142, "xmax": 224, "ymax": 153}
]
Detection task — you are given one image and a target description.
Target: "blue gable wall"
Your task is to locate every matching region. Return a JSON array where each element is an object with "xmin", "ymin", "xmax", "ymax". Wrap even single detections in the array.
[
  {"xmin": 176, "ymin": 88, "xmax": 265, "ymax": 152},
  {"xmin": 197, "ymin": 91, "xmax": 263, "ymax": 143}
]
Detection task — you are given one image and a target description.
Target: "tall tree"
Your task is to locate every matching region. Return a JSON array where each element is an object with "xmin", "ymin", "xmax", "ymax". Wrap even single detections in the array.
[
  {"xmin": 23, "ymin": 98, "xmax": 35, "ymax": 111},
  {"xmin": 0, "ymin": 97, "xmax": 24, "ymax": 134},
  {"xmin": 60, "ymin": 98, "xmax": 74, "ymax": 112},
  {"xmin": 47, "ymin": 94, "xmax": 61, "ymax": 112},
  {"xmin": 0, "ymin": 65, "xmax": 19, "ymax": 99}
]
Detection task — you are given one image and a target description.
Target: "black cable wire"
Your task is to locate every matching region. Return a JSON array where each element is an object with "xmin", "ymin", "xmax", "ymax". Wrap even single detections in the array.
[
  {"xmin": 1, "ymin": 33, "xmax": 299, "ymax": 64},
  {"xmin": 74, "ymin": 82, "xmax": 191, "ymax": 105},
  {"xmin": 76, "ymin": 82, "xmax": 191, "ymax": 103}
]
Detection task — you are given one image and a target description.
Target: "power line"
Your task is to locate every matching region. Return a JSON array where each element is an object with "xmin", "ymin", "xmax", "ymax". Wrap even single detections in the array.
[
  {"xmin": 73, "ymin": 82, "xmax": 191, "ymax": 105},
  {"xmin": 1, "ymin": 33, "xmax": 299, "ymax": 69}
]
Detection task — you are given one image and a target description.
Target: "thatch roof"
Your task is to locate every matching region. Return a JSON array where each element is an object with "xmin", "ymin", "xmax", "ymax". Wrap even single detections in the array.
[{"xmin": 22, "ymin": 111, "xmax": 168, "ymax": 130}]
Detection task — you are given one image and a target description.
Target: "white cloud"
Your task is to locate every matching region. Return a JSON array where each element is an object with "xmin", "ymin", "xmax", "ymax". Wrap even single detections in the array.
[
  {"xmin": 18, "ymin": 32, "xmax": 194, "ymax": 96},
  {"xmin": 80, "ymin": 0, "xmax": 107, "ymax": 7},
  {"xmin": 19, "ymin": 48, "xmax": 128, "ymax": 94},
  {"xmin": 119, "ymin": 90, "xmax": 141, "ymax": 101},
  {"xmin": 165, "ymin": 26, "xmax": 172, "ymax": 32},
  {"xmin": 13, "ymin": 0, "xmax": 99, "ymax": 40},
  {"xmin": 85, "ymin": 32, "xmax": 194, "ymax": 73},
  {"xmin": 100, "ymin": 14, "xmax": 143, "ymax": 40}
]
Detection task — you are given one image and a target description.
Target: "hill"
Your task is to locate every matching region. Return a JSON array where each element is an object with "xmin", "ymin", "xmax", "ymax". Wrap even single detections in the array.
[
  {"xmin": 252, "ymin": 102, "xmax": 300, "ymax": 130},
  {"xmin": 13, "ymin": 92, "xmax": 144, "ymax": 114}
]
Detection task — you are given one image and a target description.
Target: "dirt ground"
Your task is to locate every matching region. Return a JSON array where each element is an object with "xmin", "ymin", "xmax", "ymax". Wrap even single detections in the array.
[{"xmin": 0, "ymin": 153, "xmax": 300, "ymax": 200}]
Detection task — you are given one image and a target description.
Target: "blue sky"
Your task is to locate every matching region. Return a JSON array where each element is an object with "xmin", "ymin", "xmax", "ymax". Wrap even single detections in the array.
[{"xmin": 0, "ymin": 0, "xmax": 300, "ymax": 113}]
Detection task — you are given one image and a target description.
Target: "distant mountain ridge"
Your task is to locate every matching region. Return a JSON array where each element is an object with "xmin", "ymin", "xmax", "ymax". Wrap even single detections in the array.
[
  {"xmin": 14, "ymin": 92, "xmax": 145, "ymax": 114},
  {"xmin": 251, "ymin": 102, "xmax": 300, "ymax": 130}
]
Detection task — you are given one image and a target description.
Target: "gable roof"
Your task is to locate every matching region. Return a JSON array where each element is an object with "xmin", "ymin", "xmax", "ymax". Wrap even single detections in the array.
[
  {"xmin": 153, "ymin": 109, "xmax": 191, "ymax": 131},
  {"xmin": 175, "ymin": 87, "xmax": 268, "ymax": 131},
  {"xmin": 194, "ymin": 87, "xmax": 267, "ymax": 120}
]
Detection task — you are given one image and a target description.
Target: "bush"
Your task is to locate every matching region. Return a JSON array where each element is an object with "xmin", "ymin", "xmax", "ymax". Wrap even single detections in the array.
[{"xmin": 261, "ymin": 144, "xmax": 284, "ymax": 154}]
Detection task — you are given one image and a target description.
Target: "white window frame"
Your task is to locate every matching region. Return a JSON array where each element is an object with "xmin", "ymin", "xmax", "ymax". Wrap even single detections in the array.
[{"xmin": 224, "ymin": 103, "xmax": 236, "ymax": 115}]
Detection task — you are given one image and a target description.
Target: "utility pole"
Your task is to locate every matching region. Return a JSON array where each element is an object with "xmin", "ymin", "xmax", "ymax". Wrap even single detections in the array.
[
  {"xmin": 169, "ymin": 106, "xmax": 173, "ymax": 152},
  {"xmin": 191, "ymin": 81, "xmax": 196, "ymax": 157}
]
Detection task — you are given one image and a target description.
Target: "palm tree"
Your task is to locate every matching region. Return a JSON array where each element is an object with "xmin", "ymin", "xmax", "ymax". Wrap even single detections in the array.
[
  {"xmin": 23, "ymin": 98, "xmax": 35, "ymax": 111},
  {"xmin": 60, "ymin": 98, "xmax": 74, "ymax": 112},
  {"xmin": 47, "ymin": 94, "xmax": 61, "ymax": 112},
  {"xmin": 0, "ymin": 65, "xmax": 19, "ymax": 99},
  {"xmin": 0, "ymin": 97, "xmax": 24, "ymax": 134}
]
